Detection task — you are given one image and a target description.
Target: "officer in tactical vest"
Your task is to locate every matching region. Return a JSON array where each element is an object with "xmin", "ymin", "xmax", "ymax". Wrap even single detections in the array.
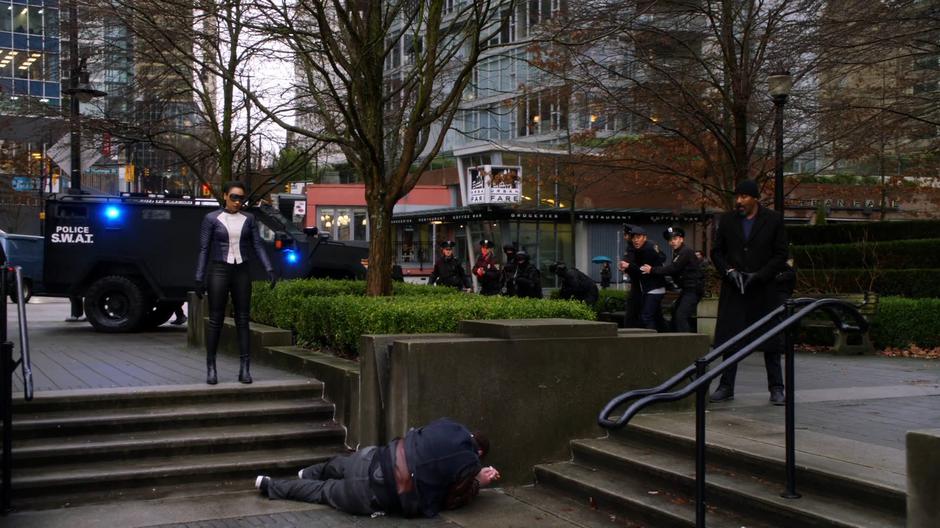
[{"xmin": 428, "ymin": 240, "xmax": 471, "ymax": 291}]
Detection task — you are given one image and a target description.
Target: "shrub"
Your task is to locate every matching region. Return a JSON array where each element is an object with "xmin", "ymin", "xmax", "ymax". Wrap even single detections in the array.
[
  {"xmin": 795, "ymin": 269, "xmax": 940, "ymax": 298},
  {"xmin": 251, "ymin": 279, "xmax": 596, "ymax": 354},
  {"xmin": 871, "ymin": 297, "xmax": 940, "ymax": 349},
  {"xmin": 791, "ymin": 239, "xmax": 940, "ymax": 270},
  {"xmin": 786, "ymin": 220, "xmax": 940, "ymax": 246}
]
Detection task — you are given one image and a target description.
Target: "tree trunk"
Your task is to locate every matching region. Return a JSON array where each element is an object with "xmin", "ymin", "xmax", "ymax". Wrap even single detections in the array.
[{"xmin": 366, "ymin": 200, "xmax": 394, "ymax": 296}]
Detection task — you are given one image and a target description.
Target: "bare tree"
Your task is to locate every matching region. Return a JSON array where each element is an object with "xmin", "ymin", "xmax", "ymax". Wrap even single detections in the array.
[
  {"xmin": 527, "ymin": 0, "xmax": 938, "ymax": 212},
  {"xmin": 248, "ymin": 1, "xmax": 507, "ymax": 295},
  {"xmin": 85, "ymin": 0, "xmax": 288, "ymax": 199}
]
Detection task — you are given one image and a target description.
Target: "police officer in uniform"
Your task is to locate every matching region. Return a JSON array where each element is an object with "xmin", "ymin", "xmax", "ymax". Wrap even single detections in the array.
[
  {"xmin": 512, "ymin": 250, "xmax": 542, "ymax": 298},
  {"xmin": 641, "ymin": 226, "xmax": 704, "ymax": 333},
  {"xmin": 472, "ymin": 239, "xmax": 502, "ymax": 295},
  {"xmin": 428, "ymin": 241, "xmax": 470, "ymax": 291},
  {"xmin": 619, "ymin": 225, "xmax": 643, "ymax": 327}
]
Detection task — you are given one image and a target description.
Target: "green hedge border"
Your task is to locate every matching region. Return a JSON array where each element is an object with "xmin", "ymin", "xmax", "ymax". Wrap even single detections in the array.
[
  {"xmin": 787, "ymin": 220, "xmax": 940, "ymax": 246},
  {"xmin": 252, "ymin": 279, "xmax": 596, "ymax": 353}
]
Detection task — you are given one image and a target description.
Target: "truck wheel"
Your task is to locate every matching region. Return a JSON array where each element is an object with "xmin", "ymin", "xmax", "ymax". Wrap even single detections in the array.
[
  {"xmin": 140, "ymin": 301, "xmax": 180, "ymax": 330},
  {"xmin": 84, "ymin": 276, "xmax": 149, "ymax": 333},
  {"xmin": 8, "ymin": 279, "xmax": 32, "ymax": 304}
]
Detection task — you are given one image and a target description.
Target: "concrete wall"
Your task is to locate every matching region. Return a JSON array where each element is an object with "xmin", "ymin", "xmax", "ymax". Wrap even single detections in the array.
[
  {"xmin": 907, "ymin": 429, "xmax": 940, "ymax": 528},
  {"xmin": 360, "ymin": 319, "xmax": 709, "ymax": 484}
]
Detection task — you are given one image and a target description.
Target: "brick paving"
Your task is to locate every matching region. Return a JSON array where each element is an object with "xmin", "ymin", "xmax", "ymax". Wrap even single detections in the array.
[
  {"xmin": 150, "ymin": 509, "xmax": 456, "ymax": 528},
  {"xmin": 7, "ymin": 298, "xmax": 305, "ymax": 393}
]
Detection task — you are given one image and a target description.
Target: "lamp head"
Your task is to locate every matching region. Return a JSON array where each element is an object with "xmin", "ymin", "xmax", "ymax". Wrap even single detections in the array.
[{"xmin": 768, "ymin": 71, "xmax": 793, "ymax": 98}]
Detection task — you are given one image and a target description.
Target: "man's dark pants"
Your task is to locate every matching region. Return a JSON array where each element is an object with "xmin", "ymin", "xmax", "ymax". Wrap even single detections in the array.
[
  {"xmin": 671, "ymin": 289, "xmax": 702, "ymax": 333},
  {"xmin": 265, "ymin": 447, "xmax": 384, "ymax": 515},
  {"xmin": 716, "ymin": 291, "xmax": 785, "ymax": 391},
  {"xmin": 640, "ymin": 292, "xmax": 665, "ymax": 331}
]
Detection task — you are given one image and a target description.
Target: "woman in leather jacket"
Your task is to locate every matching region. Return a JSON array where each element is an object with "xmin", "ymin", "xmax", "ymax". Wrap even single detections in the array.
[{"xmin": 195, "ymin": 181, "xmax": 275, "ymax": 384}]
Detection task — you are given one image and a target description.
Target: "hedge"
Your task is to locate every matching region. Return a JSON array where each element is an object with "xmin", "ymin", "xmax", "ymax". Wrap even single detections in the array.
[
  {"xmin": 795, "ymin": 269, "xmax": 940, "ymax": 298},
  {"xmin": 787, "ymin": 220, "xmax": 940, "ymax": 246},
  {"xmin": 791, "ymin": 239, "xmax": 940, "ymax": 270},
  {"xmin": 870, "ymin": 297, "xmax": 940, "ymax": 349},
  {"xmin": 252, "ymin": 280, "xmax": 596, "ymax": 354}
]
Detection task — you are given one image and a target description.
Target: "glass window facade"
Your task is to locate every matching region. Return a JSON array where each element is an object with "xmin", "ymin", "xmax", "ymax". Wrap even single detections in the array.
[
  {"xmin": 317, "ymin": 207, "xmax": 369, "ymax": 242},
  {"xmin": 0, "ymin": 1, "xmax": 60, "ymax": 106}
]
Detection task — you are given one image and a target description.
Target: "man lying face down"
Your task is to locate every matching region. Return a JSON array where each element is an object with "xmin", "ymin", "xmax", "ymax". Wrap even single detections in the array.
[{"xmin": 255, "ymin": 418, "xmax": 499, "ymax": 518}]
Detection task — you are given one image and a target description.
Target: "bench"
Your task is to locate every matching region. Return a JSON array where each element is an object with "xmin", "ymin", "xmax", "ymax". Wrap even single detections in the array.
[{"xmin": 800, "ymin": 292, "xmax": 879, "ymax": 355}]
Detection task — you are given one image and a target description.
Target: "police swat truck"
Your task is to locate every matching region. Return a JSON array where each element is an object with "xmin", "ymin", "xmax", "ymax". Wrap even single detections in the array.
[{"xmin": 44, "ymin": 193, "xmax": 368, "ymax": 332}]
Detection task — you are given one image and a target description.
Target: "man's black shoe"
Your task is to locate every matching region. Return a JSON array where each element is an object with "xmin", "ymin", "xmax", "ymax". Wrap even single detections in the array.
[
  {"xmin": 709, "ymin": 386, "xmax": 734, "ymax": 403},
  {"xmin": 770, "ymin": 388, "xmax": 786, "ymax": 406}
]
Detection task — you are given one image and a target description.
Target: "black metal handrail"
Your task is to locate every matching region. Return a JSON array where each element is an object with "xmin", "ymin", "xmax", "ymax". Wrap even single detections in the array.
[
  {"xmin": 2, "ymin": 265, "xmax": 34, "ymax": 514},
  {"xmin": 597, "ymin": 297, "xmax": 869, "ymax": 528}
]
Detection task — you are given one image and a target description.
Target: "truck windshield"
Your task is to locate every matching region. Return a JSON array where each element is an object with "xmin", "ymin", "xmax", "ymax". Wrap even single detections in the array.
[{"xmin": 257, "ymin": 205, "xmax": 305, "ymax": 237}]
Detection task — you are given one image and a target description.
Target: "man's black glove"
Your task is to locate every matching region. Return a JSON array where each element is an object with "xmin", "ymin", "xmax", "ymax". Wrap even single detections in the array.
[
  {"xmin": 268, "ymin": 271, "xmax": 278, "ymax": 290},
  {"xmin": 726, "ymin": 269, "xmax": 746, "ymax": 295},
  {"xmin": 194, "ymin": 281, "xmax": 205, "ymax": 299}
]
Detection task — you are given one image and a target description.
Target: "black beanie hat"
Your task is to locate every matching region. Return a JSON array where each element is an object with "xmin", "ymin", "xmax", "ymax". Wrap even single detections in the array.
[{"xmin": 733, "ymin": 180, "xmax": 760, "ymax": 198}]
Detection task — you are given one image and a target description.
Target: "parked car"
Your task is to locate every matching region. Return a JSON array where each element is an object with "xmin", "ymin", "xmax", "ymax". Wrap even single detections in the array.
[{"xmin": 0, "ymin": 230, "xmax": 44, "ymax": 302}]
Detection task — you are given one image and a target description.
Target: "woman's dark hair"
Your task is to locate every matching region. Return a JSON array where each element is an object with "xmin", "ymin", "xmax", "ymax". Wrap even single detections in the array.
[{"xmin": 222, "ymin": 180, "xmax": 247, "ymax": 194}]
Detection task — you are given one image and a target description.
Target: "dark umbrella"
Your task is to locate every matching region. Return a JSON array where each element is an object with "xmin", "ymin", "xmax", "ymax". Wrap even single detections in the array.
[{"xmin": 592, "ymin": 256, "xmax": 613, "ymax": 264}]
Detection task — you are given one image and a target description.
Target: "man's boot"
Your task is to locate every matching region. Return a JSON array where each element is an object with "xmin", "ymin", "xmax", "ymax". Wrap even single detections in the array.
[
  {"xmin": 206, "ymin": 353, "xmax": 218, "ymax": 385},
  {"xmin": 238, "ymin": 356, "xmax": 252, "ymax": 384}
]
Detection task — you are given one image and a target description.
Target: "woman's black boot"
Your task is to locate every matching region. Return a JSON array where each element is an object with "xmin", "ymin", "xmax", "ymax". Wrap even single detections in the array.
[
  {"xmin": 238, "ymin": 356, "xmax": 252, "ymax": 384},
  {"xmin": 207, "ymin": 354, "xmax": 218, "ymax": 385}
]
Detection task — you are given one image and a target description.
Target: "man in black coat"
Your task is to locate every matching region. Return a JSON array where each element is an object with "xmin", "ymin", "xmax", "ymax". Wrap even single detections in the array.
[
  {"xmin": 709, "ymin": 180, "xmax": 789, "ymax": 405},
  {"xmin": 641, "ymin": 226, "xmax": 704, "ymax": 333},
  {"xmin": 552, "ymin": 262, "xmax": 599, "ymax": 306},
  {"xmin": 428, "ymin": 241, "xmax": 471, "ymax": 291},
  {"xmin": 501, "ymin": 243, "xmax": 518, "ymax": 295},
  {"xmin": 619, "ymin": 225, "xmax": 644, "ymax": 327},
  {"xmin": 622, "ymin": 227, "xmax": 667, "ymax": 331}
]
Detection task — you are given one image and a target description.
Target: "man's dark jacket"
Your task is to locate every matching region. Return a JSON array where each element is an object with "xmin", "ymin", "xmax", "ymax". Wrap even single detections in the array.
[
  {"xmin": 710, "ymin": 205, "xmax": 789, "ymax": 345},
  {"xmin": 392, "ymin": 418, "xmax": 482, "ymax": 518},
  {"xmin": 626, "ymin": 241, "xmax": 666, "ymax": 293},
  {"xmin": 514, "ymin": 262, "xmax": 542, "ymax": 298},
  {"xmin": 650, "ymin": 244, "xmax": 704, "ymax": 292},
  {"xmin": 559, "ymin": 268, "xmax": 599, "ymax": 305},
  {"xmin": 429, "ymin": 257, "xmax": 470, "ymax": 289}
]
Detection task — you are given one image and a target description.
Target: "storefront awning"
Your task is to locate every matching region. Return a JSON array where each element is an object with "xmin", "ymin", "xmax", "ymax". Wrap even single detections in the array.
[{"xmin": 391, "ymin": 205, "xmax": 709, "ymax": 225}]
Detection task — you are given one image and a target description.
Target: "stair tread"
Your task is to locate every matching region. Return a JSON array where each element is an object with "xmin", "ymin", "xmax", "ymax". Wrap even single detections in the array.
[
  {"xmin": 14, "ymin": 445, "xmax": 349, "ymax": 486},
  {"xmin": 14, "ymin": 421, "xmax": 345, "ymax": 457},
  {"xmin": 13, "ymin": 398, "xmax": 333, "ymax": 427},
  {"xmin": 537, "ymin": 460, "xmax": 775, "ymax": 528},
  {"xmin": 11, "ymin": 380, "xmax": 324, "ymax": 410},
  {"xmin": 628, "ymin": 413, "xmax": 905, "ymax": 494},
  {"xmin": 572, "ymin": 437, "xmax": 904, "ymax": 528}
]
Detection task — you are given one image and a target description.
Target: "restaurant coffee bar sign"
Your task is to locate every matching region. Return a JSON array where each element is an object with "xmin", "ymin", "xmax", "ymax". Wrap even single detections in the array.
[{"xmin": 468, "ymin": 165, "xmax": 522, "ymax": 204}]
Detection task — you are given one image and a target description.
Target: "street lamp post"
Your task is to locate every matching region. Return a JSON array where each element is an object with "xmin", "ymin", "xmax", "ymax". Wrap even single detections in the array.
[
  {"xmin": 768, "ymin": 71, "xmax": 793, "ymax": 215},
  {"xmin": 62, "ymin": 1, "xmax": 106, "ymax": 194}
]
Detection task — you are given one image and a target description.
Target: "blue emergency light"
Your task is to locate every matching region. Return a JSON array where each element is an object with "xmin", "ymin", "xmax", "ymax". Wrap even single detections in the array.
[
  {"xmin": 104, "ymin": 205, "xmax": 122, "ymax": 220},
  {"xmin": 285, "ymin": 250, "xmax": 299, "ymax": 264}
]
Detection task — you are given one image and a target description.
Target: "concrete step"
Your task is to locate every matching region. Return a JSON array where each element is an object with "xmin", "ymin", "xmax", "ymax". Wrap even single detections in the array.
[
  {"xmin": 12, "ymin": 445, "xmax": 348, "ymax": 510},
  {"xmin": 11, "ymin": 380, "xmax": 324, "ymax": 413},
  {"xmin": 622, "ymin": 413, "xmax": 906, "ymax": 517},
  {"xmin": 571, "ymin": 437, "xmax": 903, "ymax": 528},
  {"xmin": 11, "ymin": 398, "xmax": 335, "ymax": 439},
  {"xmin": 535, "ymin": 460, "xmax": 774, "ymax": 528},
  {"xmin": 13, "ymin": 421, "xmax": 346, "ymax": 465}
]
